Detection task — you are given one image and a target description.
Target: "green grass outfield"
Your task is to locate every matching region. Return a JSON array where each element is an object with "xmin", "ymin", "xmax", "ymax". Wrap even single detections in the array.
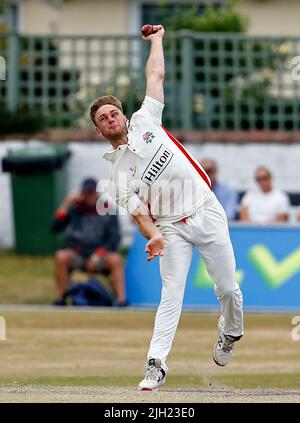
[
  {"xmin": 0, "ymin": 251, "xmax": 113, "ymax": 304},
  {"xmin": 0, "ymin": 308, "xmax": 300, "ymax": 402},
  {"xmin": 0, "ymin": 251, "xmax": 55, "ymax": 304}
]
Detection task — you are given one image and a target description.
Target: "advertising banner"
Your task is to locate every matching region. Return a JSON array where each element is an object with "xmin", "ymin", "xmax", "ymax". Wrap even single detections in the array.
[{"xmin": 126, "ymin": 225, "xmax": 300, "ymax": 310}]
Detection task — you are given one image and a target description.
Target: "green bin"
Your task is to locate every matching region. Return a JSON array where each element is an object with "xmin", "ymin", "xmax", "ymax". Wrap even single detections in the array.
[{"xmin": 2, "ymin": 144, "xmax": 71, "ymax": 255}]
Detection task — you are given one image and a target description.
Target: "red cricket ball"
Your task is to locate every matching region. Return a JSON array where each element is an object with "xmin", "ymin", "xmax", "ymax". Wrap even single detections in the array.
[{"xmin": 141, "ymin": 24, "xmax": 156, "ymax": 37}]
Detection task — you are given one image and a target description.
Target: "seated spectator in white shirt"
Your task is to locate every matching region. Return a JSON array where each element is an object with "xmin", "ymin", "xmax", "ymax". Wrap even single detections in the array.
[
  {"xmin": 200, "ymin": 159, "xmax": 238, "ymax": 221},
  {"xmin": 239, "ymin": 167, "xmax": 289, "ymax": 223}
]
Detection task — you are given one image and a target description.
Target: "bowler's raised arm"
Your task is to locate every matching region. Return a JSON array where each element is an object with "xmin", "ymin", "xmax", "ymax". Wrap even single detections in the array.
[{"xmin": 143, "ymin": 25, "xmax": 165, "ymax": 104}]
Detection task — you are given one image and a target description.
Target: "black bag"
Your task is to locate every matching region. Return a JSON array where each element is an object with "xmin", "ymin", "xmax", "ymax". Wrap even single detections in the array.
[{"xmin": 63, "ymin": 278, "xmax": 113, "ymax": 306}]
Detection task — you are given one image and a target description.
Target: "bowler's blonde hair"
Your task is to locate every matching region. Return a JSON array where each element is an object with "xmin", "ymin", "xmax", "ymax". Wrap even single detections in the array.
[{"xmin": 90, "ymin": 95, "xmax": 123, "ymax": 127}]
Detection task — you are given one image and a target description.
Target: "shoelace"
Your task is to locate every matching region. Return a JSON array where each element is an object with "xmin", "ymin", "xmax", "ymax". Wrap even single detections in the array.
[
  {"xmin": 222, "ymin": 336, "xmax": 235, "ymax": 353},
  {"xmin": 145, "ymin": 366, "xmax": 162, "ymax": 381}
]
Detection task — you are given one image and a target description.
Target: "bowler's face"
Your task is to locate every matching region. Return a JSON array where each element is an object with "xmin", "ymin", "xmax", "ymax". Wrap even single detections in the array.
[{"xmin": 95, "ymin": 105, "xmax": 127, "ymax": 139}]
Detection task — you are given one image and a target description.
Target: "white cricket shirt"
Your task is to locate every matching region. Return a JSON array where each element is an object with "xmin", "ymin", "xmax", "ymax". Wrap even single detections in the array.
[{"xmin": 103, "ymin": 96, "xmax": 213, "ymax": 223}]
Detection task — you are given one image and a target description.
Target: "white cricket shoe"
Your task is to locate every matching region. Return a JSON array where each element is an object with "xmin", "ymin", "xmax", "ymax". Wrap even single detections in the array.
[
  {"xmin": 213, "ymin": 316, "xmax": 241, "ymax": 367},
  {"xmin": 138, "ymin": 358, "xmax": 166, "ymax": 391}
]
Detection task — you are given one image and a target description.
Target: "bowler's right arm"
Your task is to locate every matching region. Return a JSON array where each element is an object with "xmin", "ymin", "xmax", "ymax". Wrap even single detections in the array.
[{"xmin": 132, "ymin": 206, "xmax": 164, "ymax": 262}]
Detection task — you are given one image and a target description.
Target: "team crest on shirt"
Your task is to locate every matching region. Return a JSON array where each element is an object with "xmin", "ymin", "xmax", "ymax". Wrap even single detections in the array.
[
  {"xmin": 143, "ymin": 131, "xmax": 155, "ymax": 143},
  {"xmin": 129, "ymin": 166, "xmax": 137, "ymax": 177}
]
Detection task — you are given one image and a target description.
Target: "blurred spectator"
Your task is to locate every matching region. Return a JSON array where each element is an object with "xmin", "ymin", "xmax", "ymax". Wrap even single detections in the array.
[
  {"xmin": 52, "ymin": 177, "xmax": 127, "ymax": 306},
  {"xmin": 200, "ymin": 159, "xmax": 238, "ymax": 220},
  {"xmin": 239, "ymin": 167, "xmax": 289, "ymax": 223}
]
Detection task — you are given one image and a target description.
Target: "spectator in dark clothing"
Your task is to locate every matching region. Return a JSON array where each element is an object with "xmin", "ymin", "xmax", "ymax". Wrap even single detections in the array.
[{"xmin": 52, "ymin": 177, "xmax": 127, "ymax": 306}]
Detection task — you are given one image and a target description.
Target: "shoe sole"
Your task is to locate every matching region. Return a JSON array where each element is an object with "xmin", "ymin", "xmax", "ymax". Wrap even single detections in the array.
[
  {"xmin": 213, "ymin": 316, "xmax": 228, "ymax": 367},
  {"xmin": 213, "ymin": 354, "xmax": 225, "ymax": 367},
  {"xmin": 213, "ymin": 344, "xmax": 225, "ymax": 367},
  {"xmin": 138, "ymin": 379, "xmax": 166, "ymax": 392},
  {"xmin": 213, "ymin": 341, "xmax": 233, "ymax": 367}
]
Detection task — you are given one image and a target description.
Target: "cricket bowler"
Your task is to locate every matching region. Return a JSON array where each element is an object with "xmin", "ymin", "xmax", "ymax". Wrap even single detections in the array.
[{"xmin": 90, "ymin": 25, "xmax": 243, "ymax": 391}]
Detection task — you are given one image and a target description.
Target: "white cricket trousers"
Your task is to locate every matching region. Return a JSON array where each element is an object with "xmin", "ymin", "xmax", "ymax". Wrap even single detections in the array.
[{"xmin": 147, "ymin": 194, "xmax": 243, "ymax": 372}]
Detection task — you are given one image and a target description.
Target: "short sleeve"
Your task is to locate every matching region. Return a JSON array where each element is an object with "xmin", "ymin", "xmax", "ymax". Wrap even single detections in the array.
[
  {"xmin": 118, "ymin": 192, "xmax": 142, "ymax": 215},
  {"xmin": 109, "ymin": 179, "xmax": 141, "ymax": 215},
  {"xmin": 131, "ymin": 96, "xmax": 164, "ymax": 124}
]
